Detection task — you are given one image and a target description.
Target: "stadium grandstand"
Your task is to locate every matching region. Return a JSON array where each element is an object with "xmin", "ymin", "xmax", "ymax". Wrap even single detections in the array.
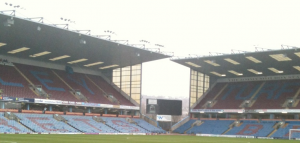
[
  {"xmin": 0, "ymin": 12, "xmax": 168, "ymax": 135},
  {"xmin": 171, "ymin": 47, "xmax": 300, "ymax": 139}
]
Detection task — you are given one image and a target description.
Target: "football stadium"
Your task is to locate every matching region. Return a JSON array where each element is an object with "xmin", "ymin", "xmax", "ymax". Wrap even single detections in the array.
[{"xmin": 1, "ymin": 1, "xmax": 300, "ymax": 143}]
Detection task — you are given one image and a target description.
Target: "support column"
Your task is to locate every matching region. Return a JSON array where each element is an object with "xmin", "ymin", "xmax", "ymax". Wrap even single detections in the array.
[
  {"xmin": 247, "ymin": 114, "xmax": 252, "ymax": 119},
  {"xmin": 294, "ymin": 114, "xmax": 299, "ymax": 120},
  {"xmin": 69, "ymin": 107, "xmax": 72, "ymax": 112},
  {"xmin": 104, "ymin": 109, "xmax": 108, "ymax": 114},
  {"xmin": 270, "ymin": 114, "xmax": 274, "ymax": 119},
  {"xmin": 1, "ymin": 102, "xmax": 4, "ymax": 109},
  {"xmin": 226, "ymin": 113, "xmax": 230, "ymax": 119},
  {"xmin": 26, "ymin": 104, "xmax": 30, "ymax": 110},
  {"xmin": 87, "ymin": 108, "xmax": 91, "ymax": 113},
  {"xmin": 49, "ymin": 105, "xmax": 52, "ymax": 111},
  {"xmin": 208, "ymin": 114, "xmax": 212, "ymax": 118}
]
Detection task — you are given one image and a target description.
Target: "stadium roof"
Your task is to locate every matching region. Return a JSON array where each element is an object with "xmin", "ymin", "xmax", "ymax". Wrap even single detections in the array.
[
  {"xmin": 0, "ymin": 13, "xmax": 170, "ymax": 70},
  {"xmin": 172, "ymin": 48, "xmax": 300, "ymax": 78}
]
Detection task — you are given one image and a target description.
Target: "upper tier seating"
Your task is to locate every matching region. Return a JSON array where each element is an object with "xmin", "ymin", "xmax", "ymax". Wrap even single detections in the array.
[
  {"xmin": 194, "ymin": 80, "xmax": 300, "ymax": 109},
  {"xmin": 187, "ymin": 120, "xmax": 233, "ymax": 134},
  {"xmin": 133, "ymin": 118, "xmax": 166, "ymax": 133},
  {"xmin": 63, "ymin": 115, "xmax": 117, "ymax": 133},
  {"xmin": 15, "ymin": 113, "xmax": 80, "ymax": 133},
  {"xmin": 226, "ymin": 120, "xmax": 276, "ymax": 137},
  {"xmin": 0, "ymin": 112, "xmax": 32, "ymax": 133},
  {"xmin": 15, "ymin": 64, "xmax": 80, "ymax": 102},
  {"xmin": 0, "ymin": 63, "xmax": 134, "ymax": 105},
  {"xmin": 102, "ymin": 117, "xmax": 149, "ymax": 133},
  {"xmin": 88, "ymin": 75, "xmax": 134, "ymax": 106},
  {"xmin": 0, "ymin": 65, "xmax": 36, "ymax": 98},
  {"xmin": 271, "ymin": 121, "xmax": 300, "ymax": 139},
  {"xmin": 173, "ymin": 120, "xmax": 196, "ymax": 134},
  {"xmin": 53, "ymin": 70, "xmax": 112, "ymax": 104}
]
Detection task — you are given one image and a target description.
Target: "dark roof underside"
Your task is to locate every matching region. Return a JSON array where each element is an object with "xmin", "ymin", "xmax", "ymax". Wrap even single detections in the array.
[
  {"xmin": 172, "ymin": 49, "xmax": 300, "ymax": 78},
  {"xmin": 0, "ymin": 13, "xmax": 169, "ymax": 70}
]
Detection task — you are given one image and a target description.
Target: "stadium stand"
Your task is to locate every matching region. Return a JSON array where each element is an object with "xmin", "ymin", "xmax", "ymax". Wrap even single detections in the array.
[
  {"xmin": 15, "ymin": 64, "xmax": 80, "ymax": 102},
  {"xmin": 187, "ymin": 120, "xmax": 234, "ymax": 134},
  {"xmin": 0, "ymin": 64, "xmax": 36, "ymax": 98},
  {"xmin": 193, "ymin": 80, "xmax": 300, "ymax": 109},
  {"xmin": 0, "ymin": 63, "xmax": 134, "ymax": 105},
  {"xmin": 133, "ymin": 118, "xmax": 166, "ymax": 133},
  {"xmin": 102, "ymin": 117, "xmax": 149, "ymax": 133},
  {"xmin": 53, "ymin": 70, "xmax": 112, "ymax": 104},
  {"xmin": 173, "ymin": 120, "xmax": 196, "ymax": 134},
  {"xmin": 15, "ymin": 113, "xmax": 80, "ymax": 133},
  {"xmin": 0, "ymin": 112, "xmax": 32, "ymax": 133},
  {"xmin": 63, "ymin": 115, "xmax": 117, "ymax": 133},
  {"xmin": 271, "ymin": 121, "xmax": 300, "ymax": 139},
  {"xmin": 88, "ymin": 75, "xmax": 134, "ymax": 106},
  {"xmin": 225, "ymin": 120, "xmax": 276, "ymax": 137}
]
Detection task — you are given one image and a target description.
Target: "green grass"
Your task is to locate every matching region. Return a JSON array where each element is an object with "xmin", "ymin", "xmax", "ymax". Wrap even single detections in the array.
[{"xmin": 0, "ymin": 134, "xmax": 299, "ymax": 143}]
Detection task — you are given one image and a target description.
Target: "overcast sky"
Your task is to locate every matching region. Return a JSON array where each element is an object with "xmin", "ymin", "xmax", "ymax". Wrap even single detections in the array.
[{"xmin": 2, "ymin": 0, "xmax": 300, "ymax": 98}]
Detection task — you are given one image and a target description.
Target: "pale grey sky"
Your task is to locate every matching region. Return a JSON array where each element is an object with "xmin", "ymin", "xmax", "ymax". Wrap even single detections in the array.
[{"xmin": 2, "ymin": 0, "xmax": 300, "ymax": 98}]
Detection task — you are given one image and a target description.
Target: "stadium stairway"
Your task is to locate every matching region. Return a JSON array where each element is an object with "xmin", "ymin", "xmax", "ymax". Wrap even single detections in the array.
[
  {"xmin": 133, "ymin": 119, "xmax": 166, "ymax": 133},
  {"xmin": 222, "ymin": 121, "xmax": 238, "ymax": 135},
  {"xmin": 51, "ymin": 70, "xmax": 86, "ymax": 101},
  {"xmin": 184, "ymin": 121, "xmax": 203, "ymax": 134},
  {"xmin": 203, "ymin": 84, "xmax": 228, "ymax": 109},
  {"xmin": 84, "ymin": 75, "xmax": 115, "ymax": 104},
  {"xmin": 239, "ymin": 82, "xmax": 266, "ymax": 108},
  {"xmin": 13, "ymin": 66, "xmax": 40, "ymax": 98},
  {"xmin": 173, "ymin": 120, "xmax": 196, "ymax": 134}
]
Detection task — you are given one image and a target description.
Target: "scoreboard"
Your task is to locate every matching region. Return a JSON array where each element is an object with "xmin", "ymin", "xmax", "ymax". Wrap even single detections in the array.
[{"xmin": 146, "ymin": 99, "xmax": 182, "ymax": 115}]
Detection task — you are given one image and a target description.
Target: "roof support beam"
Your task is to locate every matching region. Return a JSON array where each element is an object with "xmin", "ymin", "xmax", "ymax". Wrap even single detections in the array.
[
  {"xmin": 92, "ymin": 35, "xmax": 111, "ymax": 40},
  {"xmin": 25, "ymin": 17, "xmax": 44, "ymax": 23},
  {"xmin": 73, "ymin": 30, "xmax": 91, "ymax": 35},
  {"xmin": 52, "ymin": 24, "xmax": 69, "ymax": 29},
  {"xmin": 112, "ymin": 40, "xmax": 128, "ymax": 45},
  {"xmin": 0, "ymin": 10, "xmax": 15, "ymax": 16}
]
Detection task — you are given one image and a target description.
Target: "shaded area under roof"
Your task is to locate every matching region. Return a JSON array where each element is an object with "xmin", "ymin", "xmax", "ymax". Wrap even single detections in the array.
[
  {"xmin": 172, "ymin": 48, "xmax": 300, "ymax": 78},
  {"xmin": 0, "ymin": 13, "xmax": 170, "ymax": 71}
]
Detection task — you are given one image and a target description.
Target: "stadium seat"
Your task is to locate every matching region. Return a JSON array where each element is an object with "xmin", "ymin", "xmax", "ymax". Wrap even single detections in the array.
[
  {"xmin": 63, "ymin": 115, "xmax": 117, "ymax": 133},
  {"xmin": 187, "ymin": 120, "xmax": 233, "ymax": 134},
  {"xmin": 0, "ymin": 112, "xmax": 32, "ymax": 133},
  {"xmin": 15, "ymin": 113, "xmax": 80, "ymax": 133}
]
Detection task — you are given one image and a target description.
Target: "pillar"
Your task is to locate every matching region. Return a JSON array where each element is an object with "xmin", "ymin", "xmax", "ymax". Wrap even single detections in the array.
[
  {"xmin": 226, "ymin": 113, "xmax": 230, "ymax": 119},
  {"xmin": 104, "ymin": 109, "xmax": 108, "ymax": 114},
  {"xmin": 69, "ymin": 107, "xmax": 72, "ymax": 112},
  {"xmin": 87, "ymin": 108, "xmax": 91, "ymax": 113},
  {"xmin": 49, "ymin": 105, "xmax": 52, "ymax": 111},
  {"xmin": 1, "ymin": 102, "xmax": 4, "ymax": 109},
  {"xmin": 120, "ymin": 110, "xmax": 123, "ymax": 115},
  {"xmin": 294, "ymin": 114, "xmax": 299, "ymax": 120},
  {"xmin": 270, "ymin": 114, "xmax": 274, "ymax": 119},
  {"xmin": 26, "ymin": 104, "xmax": 30, "ymax": 110},
  {"xmin": 208, "ymin": 114, "xmax": 212, "ymax": 118},
  {"xmin": 247, "ymin": 114, "xmax": 252, "ymax": 119}
]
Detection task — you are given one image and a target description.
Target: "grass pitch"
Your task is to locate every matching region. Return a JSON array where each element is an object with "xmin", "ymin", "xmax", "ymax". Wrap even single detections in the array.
[{"xmin": 0, "ymin": 134, "xmax": 299, "ymax": 143}]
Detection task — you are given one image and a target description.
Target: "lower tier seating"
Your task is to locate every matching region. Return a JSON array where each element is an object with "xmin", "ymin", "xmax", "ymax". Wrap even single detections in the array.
[
  {"xmin": 133, "ymin": 118, "xmax": 166, "ymax": 133},
  {"xmin": 0, "ymin": 112, "xmax": 165, "ymax": 134},
  {"xmin": 187, "ymin": 120, "xmax": 233, "ymax": 134},
  {"xmin": 225, "ymin": 120, "xmax": 276, "ymax": 137},
  {"xmin": 15, "ymin": 113, "xmax": 80, "ymax": 133},
  {"xmin": 0, "ymin": 113, "xmax": 32, "ymax": 133},
  {"xmin": 63, "ymin": 115, "xmax": 117, "ymax": 133},
  {"xmin": 173, "ymin": 120, "xmax": 196, "ymax": 134},
  {"xmin": 102, "ymin": 117, "xmax": 149, "ymax": 133},
  {"xmin": 271, "ymin": 121, "xmax": 300, "ymax": 138}
]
